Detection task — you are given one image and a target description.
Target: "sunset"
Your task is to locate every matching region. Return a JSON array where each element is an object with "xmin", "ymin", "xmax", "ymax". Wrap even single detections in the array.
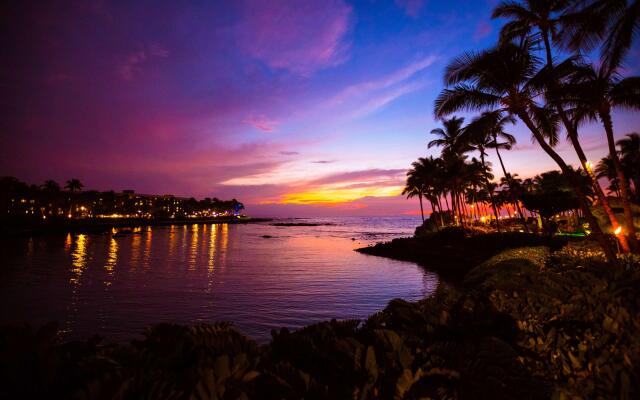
[{"xmin": 1, "ymin": 0, "xmax": 639, "ymax": 398}]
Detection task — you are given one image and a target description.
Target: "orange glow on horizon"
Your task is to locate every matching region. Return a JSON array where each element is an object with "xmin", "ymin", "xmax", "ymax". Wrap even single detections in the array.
[{"xmin": 265, "ymin": 185, "xmax": 403, "ymax": 205}]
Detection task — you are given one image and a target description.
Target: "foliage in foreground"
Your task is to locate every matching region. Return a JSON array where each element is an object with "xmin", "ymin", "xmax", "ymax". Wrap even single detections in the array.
[{"xmin": 1, "ymin": 247, "xmax": 639, "ymax": 399}]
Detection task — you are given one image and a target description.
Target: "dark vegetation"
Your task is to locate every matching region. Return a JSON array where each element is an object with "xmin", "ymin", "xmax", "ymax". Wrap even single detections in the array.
[
  {"xmin": 2, "ymin": 245, "xmax": 638, "ymax": 399},
  {"xmin": 357, "ymin": 227, "xmax": 567, "ymax": 281}
]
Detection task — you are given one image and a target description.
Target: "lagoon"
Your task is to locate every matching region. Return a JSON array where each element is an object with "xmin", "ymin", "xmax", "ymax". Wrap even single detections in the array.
[{"xmin": 0, "ymin": 216, "xmax": 437, "ymax": 342}]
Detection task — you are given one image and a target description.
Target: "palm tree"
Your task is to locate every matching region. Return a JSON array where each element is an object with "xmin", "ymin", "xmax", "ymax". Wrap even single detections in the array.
[
  {"xmin": 494, "ymin": 0, "xmax": 630, "ymax": 249},
  {"xmin": 42, "ymin": 180, "xmax": 60, "ymax": 193},
  {"xmin": 65, "ymin": 179, "xmax": 84, "ymax": 192},
  {"xmin": 596, "ymin": 155, "xmax": 622, "ymax": 196},
  {"xmin": 568, "ymin": 63, "xmax": 640, "ymax": 251},
  {"xmin": 428, "ymin": 117, "xmax": 467, "ymax": 154},
  {"xmin": 403, "ymin": 173, "xmax": 426, "ymax": 223},
  {"xmin": 618, "ymin": 133, "xmax": 640, "ymax": 200},
  {"xmin": 561, "ymin": 0, "xmax": 639, "ymax": 75},
  {"xmin": 493, "ymin": 0, "xmax": 569, "ymax": 62},
  {"xmin": 434, "ymin": 40, "xmax": 619, "ymax": 263},
  {"xmin": 462, "ymin": 110, "xmax": 529, "ymax": 228}
]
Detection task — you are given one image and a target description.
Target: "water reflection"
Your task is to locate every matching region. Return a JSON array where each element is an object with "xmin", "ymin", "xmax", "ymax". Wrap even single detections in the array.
[
  {"xmin": 1, "ymin": 217, "xmax": 437, "ymax": 343},
  {"xmin": 143, "ymin": 228, "xmax": 152, "ymax": 269},
  {"xmin": 70, "ymin": 234, "xmax": 88, "ymax": 285},
  {"xmin": 189, "ymin": 224, "xmax": 199, "ymax": 270},
  {"xmin": 104, "ymin": 238, "xmax": 118, "ymax": 287},
  {"xmin": 208, "ymin": 224, "xmax": 217, "ymax": 273},
  {"xmin": 130, "ymin": 233, "xmax": 141, "ymax": 270},
  {"xmin": 219, "ymin": 224, "xmax": 228, "ymax": 271}
]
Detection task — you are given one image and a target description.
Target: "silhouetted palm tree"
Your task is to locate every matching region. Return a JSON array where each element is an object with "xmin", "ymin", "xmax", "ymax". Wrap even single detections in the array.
[
  {"xmin": 434, "ymin": 40, "xmax": 618, "ymax": 262},
  {"xmin": 428, "ymin": 117, "xmax": 467, "ymax": 154},
  {"xmin": 618, "ymin": 133, "xmax": 640, "ymax": 200},
  {"xmin": 65, "ymin": 179, "xmax": 84, "ymax": 192},
  {"xmin": 494, "ymin": 0, "xmax": 629, "ymax": 244},
  {"xmin": 568, "ymin": 63, "xmax": 640, "ymax": 250},
  {"xmin": 42, "ymin": 180, "xmax": 60, "ymax": 193},
  {"xmin": 561, "ymin": 0, "xmax": 639, "ymax": 75},
  {"xmin": 596, "ymin": 155, "xmax": 621, "ymax": 196}
]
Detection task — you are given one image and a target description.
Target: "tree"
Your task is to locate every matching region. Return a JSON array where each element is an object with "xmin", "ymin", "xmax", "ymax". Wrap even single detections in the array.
[
  {"xmin": 494, "ymin": 0, "xmax": 631, "ymax": 250},
  {"xmin": 65, "ymin": 179, "xmax": 84, "ymax": 192},
  {"xmin": 561, "ymin": 0, "xmax": 640, "ymax": 75},
  {"xmin": 434, "ymin": 40, "xmax": 619, "ymax": 263},
  {"xmin": 568, "ymin": 63, "xmax": 640, "ymax": 250},
  {"xmin": 404, "ymin": 171, "xmax": 426, "ymax": 223},
  {"xmin": 596, "ymin": 155, "xmax": 621, "ymax": 196},
  {"xmin": 42, "ymin": 180, "xmax": 60, "ymax": 193},
  {"xmin": 618, "ymin": 133, "xmax": 640, "ymax": 200},
  {"xmin": 428, "ymin": 117, "xmax": 467, "ymax": 154},
  {"xmin": 462, "ymin": 110, "xmax": 529, "ymax": 228}
]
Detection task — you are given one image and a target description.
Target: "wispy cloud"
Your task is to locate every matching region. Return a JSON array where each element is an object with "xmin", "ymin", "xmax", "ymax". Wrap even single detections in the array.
[
  {"xmin": 237, "ymin": 0, "xmax": 353, "ymax": 75},
  {"xmin": 395, "ymin": 0, "xmax": 426, "ymax": 18},
  {"xmin": 311, "ymin": 160, "xmax": 336, "ymax": 164},
  {"xmin": 330, "ymin": 55, "xmax": 437, "ymax": 105},
  {"xmin": 279, "ymin": 151, "xmax": 300, "ymax": 156},
  {"xmin": 118, "ymin": 43, "xmax": 169, "ymax": 81},
  {"xmin": 244, "ymin": 114, "xmax": 278, "ymax": 132},
  {"xmin": 473, "ymin": 20, "xmax": 492, "ymax": 42}
]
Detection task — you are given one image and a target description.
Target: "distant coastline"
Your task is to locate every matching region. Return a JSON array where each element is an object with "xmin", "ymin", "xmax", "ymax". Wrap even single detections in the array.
[{"xmin": 0, "ymin": 216, "xmax": 272, "ymax": 237}]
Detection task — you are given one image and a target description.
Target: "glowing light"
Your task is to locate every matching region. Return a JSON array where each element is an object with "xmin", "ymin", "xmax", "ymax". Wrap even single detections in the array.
[
  {"xmin": 614, "ymin": 226, "xmax": 622, "ymax": 235},
  {"xmin": 585, "ymin": 161, "xmax": 593, "ymax": 171}
]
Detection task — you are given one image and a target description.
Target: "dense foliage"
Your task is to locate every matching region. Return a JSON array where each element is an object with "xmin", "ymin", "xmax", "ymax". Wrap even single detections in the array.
[{"xmin": 4, "ymin": 243, "xmax": 636, "ymax": 399}]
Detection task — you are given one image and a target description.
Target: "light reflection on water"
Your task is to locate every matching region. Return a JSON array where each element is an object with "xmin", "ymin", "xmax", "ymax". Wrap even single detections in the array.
[{"xmin": 0, "ymin": 217, "xmax": 438, "ymax": 343}]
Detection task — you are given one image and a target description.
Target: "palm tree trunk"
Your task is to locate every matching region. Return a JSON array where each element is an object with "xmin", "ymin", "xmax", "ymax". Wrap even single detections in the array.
[
  {"xmin": 601, "ymin": 110, "xmax": 639, "ymax": 252},
  {"xmin": 494, "ymin": 144, "xmax": 528, "ymax": 231},
  {"xmin": 518, "ymin": 110, "xmax": 619, "ymax": 265},
  {"xmin": 418, "ymin": 194, "xmax": 425, "ymax": 223}
]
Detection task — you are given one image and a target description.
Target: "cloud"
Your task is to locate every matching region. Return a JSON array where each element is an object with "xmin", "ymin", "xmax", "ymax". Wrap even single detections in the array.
[
  {"xmin": 279, "ymin": 151, "xmax": 300, "ymax": 156},
  {"xmin": 351, "ymin": 80, "xmax": 428, "ymax": 117},
  {"xmin": 309, "ymin": 168, "xmax": 406, "ymax": 186},
  {"xmin": 473, "ymin": 20, "xmax": 492, "ymax": 42},
  {"xmin": 311, "ymin": 160, "xmax": 336, "ymax": 164},
  {"xmin": 237, "ymin": 0, "xmax": 353, "ymax": 75},
  {"xmin": 330, "ymin": 56, "xmax": 437, "ymax": 105},
  {"xmin": 395, "ymin": 0, "xmax": 426, "ymax": 17},
  {"xmin": 118, "ymin": 43, "xmax": 169, "ymax": 81},
  {"xmin": 244, "ymin": 114, "xmax": 278, "ymax": 132}
]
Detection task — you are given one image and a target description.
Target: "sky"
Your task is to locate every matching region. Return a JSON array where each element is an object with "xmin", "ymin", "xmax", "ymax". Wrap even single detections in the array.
[{"xmin": 2, "ymin": 0, "xmax": 639, "ymax": 217}]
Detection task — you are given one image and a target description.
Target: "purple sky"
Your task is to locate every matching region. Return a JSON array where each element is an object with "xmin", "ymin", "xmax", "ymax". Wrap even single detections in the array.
[{"xmin": 2, "ymin": 0, "xmax": 639, "ymax": 216}]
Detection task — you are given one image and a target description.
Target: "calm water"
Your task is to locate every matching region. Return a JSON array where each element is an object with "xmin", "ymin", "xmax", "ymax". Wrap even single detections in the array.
[{"xmin": 0, "ymin": 216, "xmax": 437, "ymax": 342}]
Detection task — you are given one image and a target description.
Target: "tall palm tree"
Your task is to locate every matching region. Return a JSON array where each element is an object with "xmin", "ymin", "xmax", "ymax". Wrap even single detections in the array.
[
  {"xmin": 493, "ymin": 0, "xmax": 569, "ymax": 62},
  {"xmin": 403, "ymin": 172, "xmax": 426, "ymax": 223},
  {"xmin": 494, "ymin": 0, "xmax": 630, "ymax": 250},
  {"xmin": 618, "ymin": 133, "xmax": 640, "ymax": 200},
  {"xmin": 596, "ymin": 155, "xmax": 622, "ymax": 196},
  {"xmin": 561, "ymin": 0, "xmax": 639, "ymax": 75},
  {"xmin": 428, "ymin": 117, "xmax": 467, "ymax": 154},
  {"xmin": 434, "ymin": 41, "xmax": 619, "ymax": 263},
  {"xmin": 568, "ymin": 63, "xmax": 640, "ymax": 250},
  {"xmin": 65, "ymin": 179, "xmax": 84, "ymax": 192},
  {"xmin": 463, "ymin": 110, "xmax": 529, "ymax": 228},
  {"xmin": 42, "ymin": 180, "xmax": 60, "ymax": 193}
]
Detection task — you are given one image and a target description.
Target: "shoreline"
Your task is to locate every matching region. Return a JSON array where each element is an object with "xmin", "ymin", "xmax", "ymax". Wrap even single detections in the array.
[
  {"xmin": 356, "ymin": 228, "xmax": 568, "ymax": 282},
  {"xmin": 3, "ymin": 237, "xmax": 636, "ymax": 398},
  {"xmin": 0, "ymin": 216, "xmax": 272, "ymax": 237}
]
